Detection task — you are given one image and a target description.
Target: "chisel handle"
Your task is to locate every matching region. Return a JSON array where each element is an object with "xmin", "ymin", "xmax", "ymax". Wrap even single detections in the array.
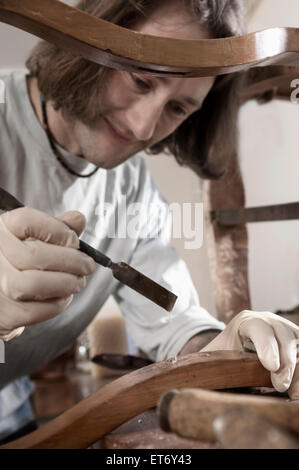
[{"xmin": 79, "ymin": 240, "xmax": 111, "ymax": 268}]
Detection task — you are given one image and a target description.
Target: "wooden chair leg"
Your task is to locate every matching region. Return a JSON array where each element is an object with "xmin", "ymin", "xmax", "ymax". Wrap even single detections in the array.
[{"xmin": 203, "ymin": 152, "xmax": 251, "ymax": 324}]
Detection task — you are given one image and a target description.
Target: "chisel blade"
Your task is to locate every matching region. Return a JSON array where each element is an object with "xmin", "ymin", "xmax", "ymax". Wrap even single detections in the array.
[{"xmin": 110, "ymin": 262, "xmax": 177, "ymax": 312}]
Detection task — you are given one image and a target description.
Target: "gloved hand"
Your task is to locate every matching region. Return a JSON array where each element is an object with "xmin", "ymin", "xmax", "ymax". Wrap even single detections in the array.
[
  {"xmin": 201, "ymin": 310, "xmax": 299, "ymax": 400},
  {"xmin": 0, "ymin": 207, "xmax": 96, "ymax": 342}
]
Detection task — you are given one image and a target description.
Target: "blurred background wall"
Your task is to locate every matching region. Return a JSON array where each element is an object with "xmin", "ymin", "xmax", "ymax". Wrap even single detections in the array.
[
  {"xmin": 239, "ymin": 0, "xmax": 299, "ymax": 312},
  {"xmin": 0, "ymin": 0, "xmax": 298, "ymax": 326}
]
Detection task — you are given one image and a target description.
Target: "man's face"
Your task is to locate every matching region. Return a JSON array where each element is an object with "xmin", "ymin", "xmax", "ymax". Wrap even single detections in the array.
[{"xmin": 73, "ymin": 1, "xmax": 215, "ymax": 169}]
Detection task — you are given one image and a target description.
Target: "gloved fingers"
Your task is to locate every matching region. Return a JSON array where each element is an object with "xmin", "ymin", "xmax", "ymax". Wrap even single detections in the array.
[
  {"xmin": 0, "ymin": 252, "xmax": 86, "ymax": 301},
  {"xmin": 1, "ymin": 237, "xmax": 95, "ymax": 276},
  {"xmin": 238, "ymin": 311, "xmax": 299, "ymax": 334},
  {"xmin": 1, "ymin": 208, "xmax": 79, "ymax": 248},
  {"xmin": 288, "ymin": 362, "xmax": 299, "ymax": 400},
  {"xmin": 56, "ymin": 211, "xmax": 86, "ymax": 237},
  {"xmin": 270, "ymin": 322, "xmax": 298, "ymax": 393},
  {"xmin": 239, "ymin": 317, "xmax": 280, "ymax": 372},
  {"xmin": 12, "ymin": 270, "xmax": 85, "ymax": 301},
  {"xmin": 0, "ymin": 292, "xmax": 74, "ymax": 329}
]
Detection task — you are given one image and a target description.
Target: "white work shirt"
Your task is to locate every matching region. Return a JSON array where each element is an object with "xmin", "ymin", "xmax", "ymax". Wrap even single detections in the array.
[{"xmin": 0, "ymin": 70, "xmax": 225, "ymax": 438}]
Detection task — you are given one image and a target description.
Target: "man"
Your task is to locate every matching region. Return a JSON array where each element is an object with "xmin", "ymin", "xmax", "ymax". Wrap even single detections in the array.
[{"xmin": 0, "ymin": 0, "xmax": 298, "ymax": 444}]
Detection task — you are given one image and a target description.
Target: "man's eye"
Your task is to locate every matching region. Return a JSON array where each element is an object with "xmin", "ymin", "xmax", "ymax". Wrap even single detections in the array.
[
  {"xmin": 170, "ymin": 102, "xmax": 187, "ymax": 116},
  {"xmin": 132, "ymin": 75, "xmax": 150, "ymax": 90}
]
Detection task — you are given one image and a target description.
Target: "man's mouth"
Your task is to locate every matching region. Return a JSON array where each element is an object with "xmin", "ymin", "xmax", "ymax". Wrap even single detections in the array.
[{"xmin": 104, "ymin": 118, "xmax": 134, "ymax": 143}]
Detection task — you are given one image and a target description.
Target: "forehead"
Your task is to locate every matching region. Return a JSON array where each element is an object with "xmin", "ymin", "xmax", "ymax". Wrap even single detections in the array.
[
  {"xmin": 130, "ymin": 0, "xmax": 215, "ymax": 104},
  {"xmin": 132, "ymin": 0, "xmax": 211, "ymax": 41}
]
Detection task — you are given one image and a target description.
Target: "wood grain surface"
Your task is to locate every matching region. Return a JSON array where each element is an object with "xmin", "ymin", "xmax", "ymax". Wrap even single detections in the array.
[
  {"xmin": 214, "ymin": 408, "xmax": 299, "ymax": 449},
  {"xmin": 203, "ymin": 153, "xmax": 251, "ymax": 324},
  {"xmin": 212, "ymin": 202, "xmax": 299, "ymax": 226},
  {"xmin": 0, "ymin": 0, "xmax": 299, "ymax": 77},
  {"xmin": 158, "ymin": 388, "xmax": 299, "ymax": 442},
  {"xmin": 1, "ymin": 351, "xmax": 271, "ymax": 449}
]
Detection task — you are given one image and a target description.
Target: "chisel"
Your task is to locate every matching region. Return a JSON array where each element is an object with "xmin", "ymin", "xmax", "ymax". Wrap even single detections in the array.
[{"xmin": 0, "ymin": 187, "xmax": 177, "ymax": 312}]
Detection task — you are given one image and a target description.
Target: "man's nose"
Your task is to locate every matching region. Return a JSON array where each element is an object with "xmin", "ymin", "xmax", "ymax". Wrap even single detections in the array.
[{"xmin": 125, "ymin": 98, "xmax": 162, "ymax": 142}]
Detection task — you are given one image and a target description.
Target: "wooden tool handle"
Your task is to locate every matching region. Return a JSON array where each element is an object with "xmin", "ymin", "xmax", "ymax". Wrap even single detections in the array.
[
  {"xmin": 214, "ymin": 408, "xmax": 299, "ymax": 449},
  {"xmin": 0, "ymin": 0, "xmax": 299, "ymax": 77},
  {"xmin": 0, "ymin": 352, "xmax": 271, "ymax": 449},
  {"xmin": 79, "ymin": 240, "xmax": 111, "ymax": 267},
  {"xmin": 158, "ymin": 388, "xmax": 299, "ymax": 442}
]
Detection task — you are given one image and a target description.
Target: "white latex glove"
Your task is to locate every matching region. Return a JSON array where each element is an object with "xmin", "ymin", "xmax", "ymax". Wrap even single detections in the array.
[
  {"xmin": 0, "ymin": 207, "xmax": 96, "ymax": 341},
  {"xmin": 202, "ymin": 311, "xmax": 299, "ymax": 400}
]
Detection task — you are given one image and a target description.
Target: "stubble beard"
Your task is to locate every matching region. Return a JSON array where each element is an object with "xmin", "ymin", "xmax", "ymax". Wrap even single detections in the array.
[{"xmin": 73, "ymin": 119, "xmax": 145, "ymax": 169}]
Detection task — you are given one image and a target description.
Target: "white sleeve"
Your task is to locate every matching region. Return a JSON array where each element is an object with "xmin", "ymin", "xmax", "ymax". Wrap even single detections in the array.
[{"xmin": 113, "ymin": 173, "xmax": 225, "ymax": 363}]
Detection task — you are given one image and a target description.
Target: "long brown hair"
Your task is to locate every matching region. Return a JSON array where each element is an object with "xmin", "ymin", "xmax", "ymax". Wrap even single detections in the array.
[{"xmin": 26, "ymin": 0, "xmax": 246, "ymax": 179}]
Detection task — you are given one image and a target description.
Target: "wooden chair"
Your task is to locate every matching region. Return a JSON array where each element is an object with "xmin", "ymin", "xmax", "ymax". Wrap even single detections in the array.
[
  {"xmin": 0, "ymin": 0, "xmax": 298, "ymax": 449},
  {"xmin": 204, "ymin": 66, "xmax": 299, "ymax": 324},
  {"xmin": 0, "ymin": 0, "xmax": 299, "ymax": 77}
]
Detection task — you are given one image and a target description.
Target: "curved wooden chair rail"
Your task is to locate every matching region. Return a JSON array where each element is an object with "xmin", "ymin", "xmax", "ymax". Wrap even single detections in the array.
[
  {"xmin": 238, "ymin": 65, "xmax": 299, "ymax": 102},
  {"xmin": 0, "ymin": 351, "xmax": 271, "ymax": 449},
  {"xmin": 0, "ymin": 0, "xmax": 299, "ymax": 78}
]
